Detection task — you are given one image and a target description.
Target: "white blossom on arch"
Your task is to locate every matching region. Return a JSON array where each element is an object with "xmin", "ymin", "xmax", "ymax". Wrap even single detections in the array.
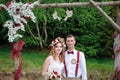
[
  {"xmin": 52, "ymin": 11, "xmax": 61, "ymax": 21},
  {"xmin": 0, "ymin": 1, "xmax": 38, "ymax": 42},
  {"xmin": 64, "ymin": 9, "xmax": 73, "ymax": 21},
  {"xmin": 52, "ymin": 9, "xmax": 73, "ymax": 21}
]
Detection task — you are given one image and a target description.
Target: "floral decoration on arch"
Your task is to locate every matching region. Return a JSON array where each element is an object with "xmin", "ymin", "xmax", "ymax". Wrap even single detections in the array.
[
  {"xmin": 52, "ymin": 9, "xmax": 73, "ymax": 21},
  {"xmin": 0, "ymin": 1, "xmax": 38, "ymax": 42}
]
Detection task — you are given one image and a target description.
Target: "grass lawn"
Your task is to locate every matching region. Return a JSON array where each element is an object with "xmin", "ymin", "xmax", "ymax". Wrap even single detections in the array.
[
  {"xmin": 0, "ymin": 45, "xmax": 114, "ymax": 79},
  {"xmin": 86, "ymin": 58, "xmax": 114, "ymax": 79}
]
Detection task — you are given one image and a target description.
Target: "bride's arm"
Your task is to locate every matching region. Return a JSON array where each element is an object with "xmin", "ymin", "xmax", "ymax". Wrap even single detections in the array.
[{"xmin": 41, "ymin": 56, "xmax": 51, "ymax": 76}]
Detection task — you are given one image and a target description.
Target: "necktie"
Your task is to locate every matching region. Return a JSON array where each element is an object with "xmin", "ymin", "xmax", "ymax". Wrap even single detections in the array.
[{"xmin": 68, "ymin": 51, "xmax": 74, "ymax": 54}]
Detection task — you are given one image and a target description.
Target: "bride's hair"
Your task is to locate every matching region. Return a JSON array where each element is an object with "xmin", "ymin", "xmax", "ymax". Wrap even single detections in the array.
[{"xmin": 49, "ymin": 37, "xmax": 66, "ymax": 62}]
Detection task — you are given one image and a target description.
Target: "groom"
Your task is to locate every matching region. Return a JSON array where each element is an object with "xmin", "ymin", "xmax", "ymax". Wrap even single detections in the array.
[{"xmin": 63, "ymin": 34, "xmax": 87, "ymax": 80}]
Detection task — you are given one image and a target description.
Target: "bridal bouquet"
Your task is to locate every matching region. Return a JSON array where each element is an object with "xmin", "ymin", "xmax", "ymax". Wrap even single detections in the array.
[{"xmin": 45, "ymin": 70, "xmax": 61, "ymax": 80}]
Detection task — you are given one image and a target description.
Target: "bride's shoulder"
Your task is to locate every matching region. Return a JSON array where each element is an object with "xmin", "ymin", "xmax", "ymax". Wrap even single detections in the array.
[{"xmin": 46, "ymin": 55, "xmax": 53, "ymax": 61}]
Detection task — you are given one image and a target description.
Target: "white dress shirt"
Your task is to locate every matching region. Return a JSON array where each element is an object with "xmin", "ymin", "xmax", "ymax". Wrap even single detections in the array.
[{"xmin": 64, "ymin": 49, "xmax": 87, "ymax": 80}]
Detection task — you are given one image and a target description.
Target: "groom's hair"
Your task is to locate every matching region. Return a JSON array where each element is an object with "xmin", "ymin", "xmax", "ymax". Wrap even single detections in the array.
[{"xmin": 66, "ymin": 34, "xmax": 75, "ymax": 40}]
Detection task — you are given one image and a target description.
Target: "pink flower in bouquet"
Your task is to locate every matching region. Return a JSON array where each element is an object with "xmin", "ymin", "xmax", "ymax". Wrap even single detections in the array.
[{"xmin": 53, "ymin": 71, "xmax": 60, "ymax": 79}]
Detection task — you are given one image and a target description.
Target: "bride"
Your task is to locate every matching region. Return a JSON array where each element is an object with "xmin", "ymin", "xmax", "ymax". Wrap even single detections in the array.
[{"xmin": 41, "ymin": 37, "xmax": 66, "ymax": 80}]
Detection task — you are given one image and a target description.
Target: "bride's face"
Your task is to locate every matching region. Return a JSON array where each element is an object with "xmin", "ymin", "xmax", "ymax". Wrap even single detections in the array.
[{"xmin": 54, "ymin": 42, "xmax": 62, "ymax": 55}]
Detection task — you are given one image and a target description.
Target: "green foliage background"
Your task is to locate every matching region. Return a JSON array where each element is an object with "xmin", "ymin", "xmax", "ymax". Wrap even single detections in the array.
[{"xmin": 0, "ymin": 0, "xmax": 116, "ymax": 57}]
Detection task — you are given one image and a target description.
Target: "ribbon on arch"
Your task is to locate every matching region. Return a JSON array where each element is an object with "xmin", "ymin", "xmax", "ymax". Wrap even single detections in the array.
[{"xmin": 10, "ymin": 39, "xmax": 25, "ymax": 80}]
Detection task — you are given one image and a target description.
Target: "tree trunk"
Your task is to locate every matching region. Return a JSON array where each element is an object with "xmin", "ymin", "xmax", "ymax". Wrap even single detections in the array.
[
  {"xmin": 43, "ymin": 16, "xmax": 48, "ymax": 42},
  {"xmin": 27, "ymin": 23, "xmax": 44, "ymax": 49}
]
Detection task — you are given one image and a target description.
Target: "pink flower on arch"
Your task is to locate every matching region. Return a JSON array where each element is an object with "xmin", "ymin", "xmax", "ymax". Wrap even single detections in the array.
[
  {"xmin": 112, "ymin": 34, "xmax": 116, "ymax": 38},
  {"xmin": 6, "ymin": 1, "xmax": 11, "ymax": 8},
  {"xmin": 117, "ymin": 47, "xmax": 120, "ymax": 52}
]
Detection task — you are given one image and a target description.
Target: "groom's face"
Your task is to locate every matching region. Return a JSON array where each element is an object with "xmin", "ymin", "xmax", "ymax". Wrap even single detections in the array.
[{"xmin": 66, "ymin": 37, "xmax": 76, "ymax": 49}]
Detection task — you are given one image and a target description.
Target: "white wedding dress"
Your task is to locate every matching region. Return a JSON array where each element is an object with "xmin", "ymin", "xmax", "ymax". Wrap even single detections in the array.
[{"xmin": 45, "ymin": 56, "xmax": 64, "ymax": 80}]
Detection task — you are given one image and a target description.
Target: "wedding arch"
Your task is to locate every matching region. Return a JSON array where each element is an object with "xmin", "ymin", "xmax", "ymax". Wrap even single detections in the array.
[{"xmin": 0, "ymin": 0, "xmax": 120, "ymax": 80}]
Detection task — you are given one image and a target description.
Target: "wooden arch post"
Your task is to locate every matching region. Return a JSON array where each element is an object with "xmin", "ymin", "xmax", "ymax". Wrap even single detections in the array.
[{"xmin": 113, "ymin": 0, "xmax": 120, "ymax": 79}]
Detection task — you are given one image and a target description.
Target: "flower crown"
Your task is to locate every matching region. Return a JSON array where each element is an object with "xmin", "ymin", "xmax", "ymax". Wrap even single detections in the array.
[{"xmin": 49, "ymin": 37, "xmax": 66, "ymax": 50}]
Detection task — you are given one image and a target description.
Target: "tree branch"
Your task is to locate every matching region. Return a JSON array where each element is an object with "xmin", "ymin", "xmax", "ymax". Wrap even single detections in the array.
[
  {"xmin": 1, "ymin": 1, "xmax": 120, "ymax": 10},
  {"xmin": 34, "ymin": 1, "xmax": 120, "ymax": 8},
  {"xmin": 27, "ymin": 25, "xmax": 39, "ymax": 40},
  {"xmin": 89, "ymin": 0, "xmax": 120, "ymax": 32}
]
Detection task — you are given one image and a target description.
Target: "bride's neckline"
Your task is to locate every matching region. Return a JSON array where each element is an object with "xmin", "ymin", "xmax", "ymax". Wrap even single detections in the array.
[{"xmin": 51, "ymin": 58, "xmax": 61, "ymax": 65}]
